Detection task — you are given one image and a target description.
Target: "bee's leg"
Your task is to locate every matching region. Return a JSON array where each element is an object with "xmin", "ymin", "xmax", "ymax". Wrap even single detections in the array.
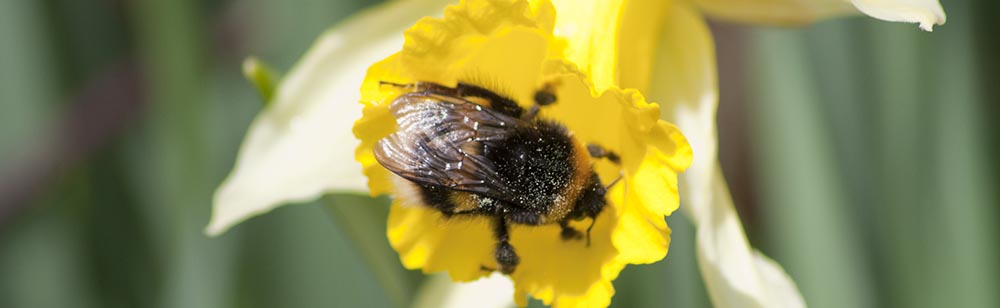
[
  {"xmin": 453, "ymin": 82, "xmax": 503, "ymax": 99},
  {"xmin": 377, "ymin": 80, "xmax": 412, "ymax": 88},
  {"xmin": 534, "ymin": 82, "xmax": 558, "ymax": 106},
  {"xmin": 587, "ymin": 144, "xmax": 621, "ymax": 165},
  {"xmin": 492, "ymin": 217, "xmax": 519, "ymax": 274},
  {"xmin": 584, "ymin": 213, "xmax": 598, "ymax": 246},
  {"xmin": 379, "ymin": 80, "xmax": 502, "ymax": 98},
  {"xmin": 525, "ymin": 93, "xmax": 554, "ymax": 120},
  {"xmin": 524, "ymin": 105, "xmax": 540, "ymax": 120},
  {"xmin": 559, "ymin": 219, "xmax": 584, "ymax": 241},
  {"xmin": 453, "ymin": 82, "xmax": 525, "ymax": 118},
  {"xmin": 506, "ymin": 211, "xmax": 541, "ymax": 225},
  {"xmin": 533, "ymin": 89, "xmax": 557, "ymax": 106},
  {"xmin": 523, "ymin": 83, "xmax": 558, "ymax": 120}
]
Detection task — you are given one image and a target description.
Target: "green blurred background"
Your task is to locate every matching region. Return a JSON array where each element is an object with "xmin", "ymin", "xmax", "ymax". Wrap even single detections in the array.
[{"xmin": 0, "ymin": 0, "xmax": 996, "ymax": 307}]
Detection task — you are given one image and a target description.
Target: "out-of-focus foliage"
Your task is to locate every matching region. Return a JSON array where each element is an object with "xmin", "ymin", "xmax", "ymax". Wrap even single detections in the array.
[
  {"xmin": 0, "ymin": 0, "xmax": 995, "ymax": 308},
  {"xmin": 745, "ymin": 1, "xmax": 998, "ymax": 307}
]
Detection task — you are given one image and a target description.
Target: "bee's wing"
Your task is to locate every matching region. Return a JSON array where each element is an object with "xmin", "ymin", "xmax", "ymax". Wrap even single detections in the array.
[{"xmin": 374, "ymin": 93, "xmax": 523, "ymax": 202}]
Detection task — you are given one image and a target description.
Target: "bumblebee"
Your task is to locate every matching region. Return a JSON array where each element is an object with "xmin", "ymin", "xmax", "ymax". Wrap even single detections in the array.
[{"xmin": 373, "ymin": 81, "xmax": 620, "ymax": 274}]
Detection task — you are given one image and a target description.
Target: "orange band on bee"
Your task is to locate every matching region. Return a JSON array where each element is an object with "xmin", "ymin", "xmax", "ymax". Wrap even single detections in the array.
[{"xmin": 541, "ymin": 138, "xmax": 593, "ymax": 224}]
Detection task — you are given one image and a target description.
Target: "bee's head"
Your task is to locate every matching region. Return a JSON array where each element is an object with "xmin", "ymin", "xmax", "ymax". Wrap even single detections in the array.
[{"xmin": 573, "ymin": 172, "xmax": 607, "ymax": 219}]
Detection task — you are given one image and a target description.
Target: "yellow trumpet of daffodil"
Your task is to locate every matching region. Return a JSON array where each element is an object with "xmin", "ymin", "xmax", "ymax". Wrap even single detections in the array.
[{"xmin": 207, "ymin": 0, "xmax": 945, "ymax": 307}]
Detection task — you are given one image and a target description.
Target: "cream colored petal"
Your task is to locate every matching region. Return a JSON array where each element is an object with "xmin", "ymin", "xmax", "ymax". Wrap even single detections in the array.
[
  {"xmin": 651, "ymin": 2, "xmax": 805, "ymax": 307},
  {"xmin": 694, "ymin": 0, "xmax": 945, "ymax": 31},
  {"xmin": 849, "ymin": 0, "xmax": 946, "ymax": 31},
  {"xmin": 413, "ymin": 273, "xmax": 516, "ymax": 308},
  {"xmin": 696, "ymin": 169, "xmax": 805, "ymax": 308},
  {"xmin": 206, "ymin": 0, "xmax": 453, "ymax": 236},
  {"xmin": 753, "ymin": 250, "xmax": 806, "ymax": 306}
]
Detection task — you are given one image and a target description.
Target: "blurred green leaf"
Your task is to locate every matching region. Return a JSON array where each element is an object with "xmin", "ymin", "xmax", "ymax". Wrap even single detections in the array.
[
  {"xmin": 128, "ymin": 0, "xmax": 239, "ymax": 307},
  {"xmin": 924, "ymin": 1, "xmax": 999, "ymax": 306},
  {"xmin": 748, "ymin": 24, "xmax": 875, "ymax": 308},
  {"xmin": 748, "ymin": 4, "xmax": 999, "ymax": 308},
  {"xmin": 324, "ymin": 195, "xmax": 425, "ymax": 308},
  {"xmin": 0, "ymin": 0, "xmax": 56, "ymax": 162},
  {"xmin": 234, "ymin": 200, "xmax": 391, "ymax": 308},
  {"xmin": 0, "ymin": 178, "xmax": 98, "ymax": 308}
]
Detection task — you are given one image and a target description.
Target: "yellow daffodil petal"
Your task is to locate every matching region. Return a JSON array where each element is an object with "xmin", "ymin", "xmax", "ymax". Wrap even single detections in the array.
[
  {"xmin": 650, "ymin": 2, "xmax": 805, "ymax": 307},
  {"xmin": 616, "ymin": 0, "xmax": 670, "ymax": 92},
  {"xmin": 388, "ymin": 204, "xmax": 497, "ymax": 281},
  {"xmin": 354, "ymin": 1, "xmax": 691, "ymax": 306},
  {"xmin": 546, "ymin": 0, "xmax": 621, "ymax": 92},
  {"xmin": 544, "ymin": 0, "xmax": 668, "ymax": 93},
  {"xmin": 206, "ymin": 0, "xmax": 453, "ymax": 236},
  {"xmin": 694, "ymin": 0, "xmax": 945, "ymax": 31}
]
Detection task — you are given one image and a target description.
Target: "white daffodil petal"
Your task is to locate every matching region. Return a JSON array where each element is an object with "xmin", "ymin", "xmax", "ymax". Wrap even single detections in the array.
[
  {"xmin": 414, "ymin": 273, "xmax": 515, "ymax": 308},
  {"xmin": 753, "ymin": 250, "xmax": 806, "ymax": 306},
  {"xmin": 651, "ymin": 3, "xmax": 805, "ymax": 307},
  {"xmin": 696, "ymin": 169, "xmax": 805, "ymax": 308},
  {"xmin": 650, "ymin": 2, "xmax": 718, "ymax": 223},
  {"xmin": 694, "ymin": 0, "xmax": 945, "ymax": 31},
  {"xmin": 848, "ymin": 0, "xmax": 946, "ymax": 31},
  {"xmin": 207, "ymin": 0, "xmax": 454, "ymax": 236}
]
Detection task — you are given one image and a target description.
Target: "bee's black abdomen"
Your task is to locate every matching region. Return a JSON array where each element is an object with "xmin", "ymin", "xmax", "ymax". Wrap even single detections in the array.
[{"xmin": 484, "ymin": 121, "xmax": 576, "ymax": 214}]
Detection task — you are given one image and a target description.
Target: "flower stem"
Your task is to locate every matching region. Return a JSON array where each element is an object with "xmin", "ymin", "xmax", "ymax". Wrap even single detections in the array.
[{"xmin": 322, "ymin": 195, "xmax": 421, "ymax": 308}]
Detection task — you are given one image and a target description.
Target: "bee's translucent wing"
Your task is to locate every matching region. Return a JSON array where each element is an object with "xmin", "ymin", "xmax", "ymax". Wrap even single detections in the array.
[{"xmin": 373, "ymin": 92, "xmax": 523, "ymax": 203}]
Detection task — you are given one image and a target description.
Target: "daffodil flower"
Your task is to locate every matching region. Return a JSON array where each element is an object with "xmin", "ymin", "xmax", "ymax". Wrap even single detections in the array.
[
  {"xmin": 353, "ymin": 1, "xmax": 691, "ymax": 306},
  {"xmin": 208, "ymin": 0, "xmax": 946, "ymax": 307}
]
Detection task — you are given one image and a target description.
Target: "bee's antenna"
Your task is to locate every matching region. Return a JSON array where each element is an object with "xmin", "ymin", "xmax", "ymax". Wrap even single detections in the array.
[
  {"xmin": 606, "ymin": 171, "xmax": 624, "ymax": 189},
  {"xmin": 585, "ymin": 170, "xmax": 623, "ymax": 247}
]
